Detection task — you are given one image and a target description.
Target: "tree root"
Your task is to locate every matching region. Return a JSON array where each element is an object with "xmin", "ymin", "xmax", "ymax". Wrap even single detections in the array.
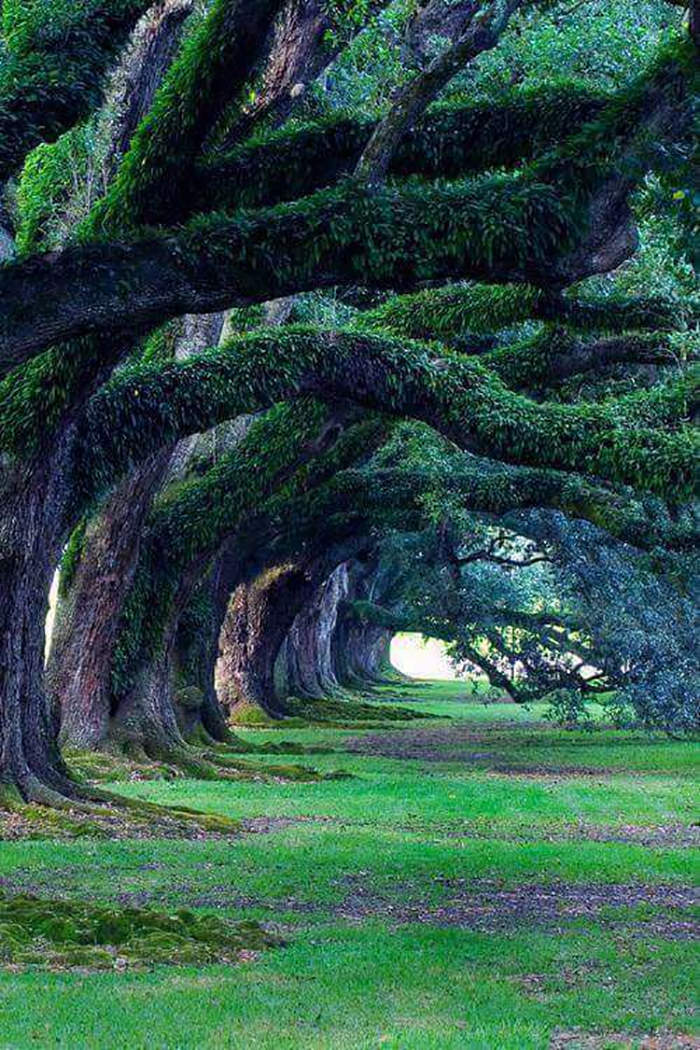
[{"xmin": 0, "ymin": 774, "xmax": 240, "ymax": 839}]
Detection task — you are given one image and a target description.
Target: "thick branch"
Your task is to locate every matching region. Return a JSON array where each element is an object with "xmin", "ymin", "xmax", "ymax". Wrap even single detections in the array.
[
  {"xmin": 75, "ymin": 326, "xmax": 698, "ymax": 504},
  {"xmin": 0, "ymin": 179, "xmax": 608, "ymax": 372},
  {"xmin": 198, "ymin": 83, "xmax": 607, "ymax": 212}
]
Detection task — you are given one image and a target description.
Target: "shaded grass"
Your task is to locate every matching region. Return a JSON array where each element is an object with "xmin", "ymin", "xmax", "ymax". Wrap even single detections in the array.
[{"xmin": 109, "ymin": 767, "xmax": 698, "ymax": 837}]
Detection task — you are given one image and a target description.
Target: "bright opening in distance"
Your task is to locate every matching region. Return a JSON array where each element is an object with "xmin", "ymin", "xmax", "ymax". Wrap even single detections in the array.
[{"xmin": 390, "ymin": 632, "xmax": 458, "ymax": 680}]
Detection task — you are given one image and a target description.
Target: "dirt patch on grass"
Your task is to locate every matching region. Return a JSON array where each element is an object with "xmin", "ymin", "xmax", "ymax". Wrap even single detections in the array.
[
  {"xmin": 344, "ymin": 724, "xmax": 612, "ymax": 775},
  {"xmin": 550, "ymin": 1033, "xmax": 700, "ymax": 1049},
  {"xmin": 43, "ymin": 873, "xmax": 697, "ymax": 943},
  {"xmin": 443, "ymin": 821, "xmax": 700, "ymax": 850},
  {"xmin": 335, "ymin": 878, "xmax": 699, "ymax": 939},
  {"xmin": 239, "ymin": 816, "xmax": 305, "ymax": 835},
  {"xmin": 345, "ymin": 724, "xmax": 494, "ymax": 763},
  {"xmin": 553, "ymin": 823, "xmax": 700, "ymax": 849},
  {"xmin": 200, "ymin": 893, "xmax": 319, "ymax": 915}
]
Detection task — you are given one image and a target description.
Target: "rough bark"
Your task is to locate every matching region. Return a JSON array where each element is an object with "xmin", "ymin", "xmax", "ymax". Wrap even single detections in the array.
[
  {"xmin": 0, "ymin": 444, "xmax": 77, "ymax": 799},
  {"xmin": 169, "ymin": 560, "xmax": 234, "ymax": 744},
  {"xmin": 107, "ymin": 565, "xmax": 202, "ymax": 756},
  {"xmin": 50, "ymin": 451, "xmax": 172, "ymax": 749},
  {"xmin": 333, "ymin": 616, "xmax": 392, "ymax": 688},
  {"xmin": 329, "ymin": 561, "xmax": 395, "ymax": 688},
  {"xmin": 356, "ymin": 1, "xmax": 520, "ymax": 185},
  {"xmin": 52, "ymin": 312, "xmax": 225, "ymax": 750},
  {"xmin": 279, "ymin": 563, "xmax": 349, "ymax": 698},
  {"xmin": 217, "ymin": 564, "xmax": 316, "ymax": 717},
  {"xmin": 223, "ymin": 0, "xmax": 330, "ymax": 145},
  {"xmin": 105, "ymin": 0, "xmax": 194, "ymax": 178}
]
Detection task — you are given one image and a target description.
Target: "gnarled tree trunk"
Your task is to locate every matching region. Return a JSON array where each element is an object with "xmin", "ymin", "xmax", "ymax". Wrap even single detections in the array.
[
  {"xmin": 51, "ymin": 451, "xmax": 171, "ymax": 749},
  {"xmin": 279, "ymin": 562, "xmax": 349, "ymax": 698},
  {"xmin": 107, "ymin": 565, "xmax": 204, "ymax": 758},
  {"xmin": 0, "ymin": 443, "xmax": 77, "ymax": 800},
  {"xmin": 217, "ymin": 564, "xmax": 316, "ymax": 717},
  {"xmin": 51, "ymin": 312, "xmax": 226, "ymax": 751}
]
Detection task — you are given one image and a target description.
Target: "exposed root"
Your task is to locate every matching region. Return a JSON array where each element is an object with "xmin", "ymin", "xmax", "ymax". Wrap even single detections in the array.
[
  {"xmin": 0, "ymin": 775, "xmax": 241, "ymax": 840},
  {"xmin": 68, "ymin": 743, "xmax": 350, "ymax": 788},
  {"xmin": 230, "ymin": 695, "xmax": 433, "ymax": 728}
]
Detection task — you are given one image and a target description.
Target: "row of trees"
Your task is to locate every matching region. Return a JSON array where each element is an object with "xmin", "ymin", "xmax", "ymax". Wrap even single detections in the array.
[{"xmin": 0, "ymin": 0, "xmax": 697, "ymax": 803}]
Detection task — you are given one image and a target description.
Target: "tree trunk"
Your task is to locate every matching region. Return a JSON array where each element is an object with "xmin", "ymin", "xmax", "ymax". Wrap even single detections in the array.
[
  {"xmin": 0, "ymin": 447, "xmax": 76, "ymax": 800},
  {"xmin": 169, "ymin": 564, "xmax": 234, "ymax": 744},
  {"xmin": 217, "ymin": 564, "xmax": 317, "ymax": 717},
  {"xmin": 109, "ymin": 648, "xmax": 185, "ymax": 759},
  {"xmin": 332, "ymin": 562, "xmax": 394, "ymax": 689},
  {"xmin": 105, "ymin": 535, "xmax": 229, "ymax": 756},
  {"xmin": 52, "ymin": 312, "xmax": 226, "ymax": 750},
  {"xmin": 281, "ymin": 563, "xmax": 348, "ymax": 697},
  {"xmin": 51, "ymin": 451, "xmax": 172, "ymax": 749}
]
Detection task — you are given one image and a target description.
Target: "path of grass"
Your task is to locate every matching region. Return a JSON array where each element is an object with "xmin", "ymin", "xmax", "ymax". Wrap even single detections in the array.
[{"xmin": 0, "ymin": 682, "xmax": 697, "ymax": 1049}]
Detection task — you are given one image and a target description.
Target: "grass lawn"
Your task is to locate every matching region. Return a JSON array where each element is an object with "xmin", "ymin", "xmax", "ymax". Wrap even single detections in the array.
[{"xmin": 0, "ymin": 681, "xmax": 697, "ymax": 1049}]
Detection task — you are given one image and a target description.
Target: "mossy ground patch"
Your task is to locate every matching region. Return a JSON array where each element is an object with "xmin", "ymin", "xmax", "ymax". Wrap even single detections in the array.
[{"xmin": 0, "ymin": 894, "xmax": 279, "ymax": 971}]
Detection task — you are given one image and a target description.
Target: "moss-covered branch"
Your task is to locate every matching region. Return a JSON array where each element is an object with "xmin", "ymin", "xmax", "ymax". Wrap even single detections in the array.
[
  {"xmin": 0, "ymin": 0, "xmax": 151, "ymax": 180},
  {"xmin": 1, "ymin": 35, "xmax": 692, "ymax": 373},
  {"xmin": 355, "ymin": 0, "xmax": 522, "ymax": 185},
  {"xmin": 196, "ymin": 82, "xmax": 607, "ymax": 211},
  {"xmin": 90, "ymin": 0, "xmax": 286, "ymax": 231},
  {"xmin": 0, "ymin": 178, "xmax": 598, "ymax": 372},
  {"xmin": 74, "ymin": 326, "xmax": 698, "ymax": 502},
  {"xmin": 361, "ymin": 283, "xmax": 694, "ymax": 341}
]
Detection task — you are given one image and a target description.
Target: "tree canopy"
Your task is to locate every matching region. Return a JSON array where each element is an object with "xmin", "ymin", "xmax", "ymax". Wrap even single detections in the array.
[{"xmin": 0, "ymin": 0, "xmax": 697, "ymax": 803}]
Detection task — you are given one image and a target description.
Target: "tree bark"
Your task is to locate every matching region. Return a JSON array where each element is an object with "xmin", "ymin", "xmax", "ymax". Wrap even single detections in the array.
[
  {"xmin": 217, "ymin": 563, "xmax": 318, "ymax": 717},
  {"xmin": 280, "ymin": 563, "xmax": 348, "ymax": 697},
  {"xmin": 169, "ymin": 562, "xmax": 234, "ymax": 744},
  {"xmin": 52, "ymin": 312, "xmax": 225, "ymax": 750},
  {"xmin": 330, "ymin": 561, "xmax": 395, "ymax": 688},
  {"xmin": 107, "ymin": 564, "xmax": 202, "ymax": 757},
  {"xmin": 0, "ymin": 445, "xmax": 77, "ymax": 799},
  {"xmin": 51, "ymin": 451, "xmax": 172, "ymax": 749}
]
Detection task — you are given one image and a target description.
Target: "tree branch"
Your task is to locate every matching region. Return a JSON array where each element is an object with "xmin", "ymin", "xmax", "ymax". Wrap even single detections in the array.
[
  {"xmin": 0, "ymin": 0, "xmax": 151, "ymax": 180},
  {"xmin": 72, "ymin": 326, "xmax": 698, "ymax": 506},
  {"xmin": 355, "ymin": 0, "xmax": 521, "ymax": 185}
]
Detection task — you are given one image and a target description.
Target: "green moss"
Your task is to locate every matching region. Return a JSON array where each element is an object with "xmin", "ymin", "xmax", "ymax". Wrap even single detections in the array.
[
  {"xmin": 58, "ymin": 517, "xmax": 87, "ymax": 597},
  {"xmin": 197, "ymin": 81, "xmax": 608, "ymax": 213},
  {"xmin": 0, "ymin": 0, "xmax": 150, "ymax": 180},
  {"xmin": 0, "ymin": 893, "xmax": 279, "ymax": 970},
  {"xmin": 360, "ymin": 283, "xmax": 689, "ymax": 343},
  {"xmin": 174, "ymin": 686, "xmax": 205, "ymax": 712},
  {"xmin": 82, "ymin": 325, "xmax": 698, "ymax": 509},
  {"xmin": 212, "ymin": 754, "xmax": 352, "ymax": 782},
  {"xmin": 15, "ymin": 124, "xmax": 88, "ymax": 255},
  {"xmin": 282, "ymin": 696, "xmax": 430, "ymax": 725},
  {"xmin": 231, "ymin": 702, "xmax": 279, "ymax": 727}
]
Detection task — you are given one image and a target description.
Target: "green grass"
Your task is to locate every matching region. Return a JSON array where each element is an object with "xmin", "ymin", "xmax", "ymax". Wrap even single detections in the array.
[{"xmin": 0, "ymin": 683, "xmax": 697, "ymax": 1048}]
